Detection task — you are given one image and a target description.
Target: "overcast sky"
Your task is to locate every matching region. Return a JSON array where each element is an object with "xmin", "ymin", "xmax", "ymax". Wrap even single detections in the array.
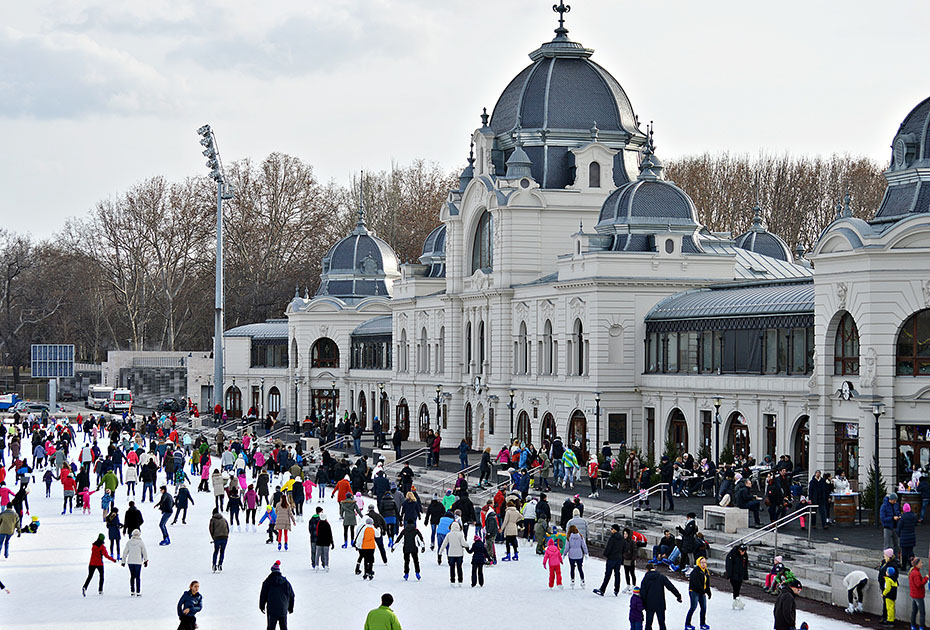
[{"xmin": 2, "ymin": 1, "xmax": 927, "ymax": 239}]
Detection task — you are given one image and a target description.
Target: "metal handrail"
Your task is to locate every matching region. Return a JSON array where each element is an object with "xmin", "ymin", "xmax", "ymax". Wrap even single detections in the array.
[
  {"xmin": 432, "ymin": 462, "xmax": 482, "ymax": 493},
  {"xmin": 320, "ymin": 437, "xmax": 348, "ymax": 451},
  {"xmin": 727, "ymin": 504, "xmax": 818, "ymax": 557},
  {"xmin": 383, "ymin": 447, "xmax": 430, "ymax": 470},
  {"xmin": 589, "ymin": 483, "xmax": 669, "ymax": 530}
]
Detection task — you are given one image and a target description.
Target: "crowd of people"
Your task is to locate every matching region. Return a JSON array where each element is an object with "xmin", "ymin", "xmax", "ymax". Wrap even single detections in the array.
[{"xmin": 0, "ymin": 406, "xmax": 902, "ymax": 630}]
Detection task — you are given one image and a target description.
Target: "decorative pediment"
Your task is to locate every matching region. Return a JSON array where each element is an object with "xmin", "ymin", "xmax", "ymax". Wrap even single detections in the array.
[
  {"xmin": 515, "ymin": 302, "xmax": 530, "ymax": 317},
  {"xmin": 568, "ymin": 296, "xmax": 586, "ymax": 320},
  {"xmin": 540, "ymin": 299, "xmax": 555, "ymax": 317}
]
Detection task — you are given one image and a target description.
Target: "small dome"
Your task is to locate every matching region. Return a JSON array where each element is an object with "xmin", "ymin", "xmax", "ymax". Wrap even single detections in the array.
[
  {"xmin": 315, "ymin": 218, "xmax": 400, "ymax": 301},
  {"xmin": 733, "ymin": 206, "xmax": 792, "ymax": 262},
  {"xmin": 873, "ymin": 96, "xmax": 930, "ymax": 221},
  {"xmin": 418, "ymin": 224, "xmax": 446, "ymax": 278},
  {"xmin": 595, "ymin": 179, "xmax": 698, "ymax": 232}
]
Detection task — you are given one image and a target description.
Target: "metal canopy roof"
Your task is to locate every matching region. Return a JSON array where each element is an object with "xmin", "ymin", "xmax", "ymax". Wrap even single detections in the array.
[
  {"xmin": 225, "ymin": 319, "xmax": 288, "ymax": 340},
  {"xmin": 646, "ymin": 279, "xmax": 814, "ymax": 322},
  {"xmin": 351, "ymin": 315, "xmax": 392, "ymax": 337}
]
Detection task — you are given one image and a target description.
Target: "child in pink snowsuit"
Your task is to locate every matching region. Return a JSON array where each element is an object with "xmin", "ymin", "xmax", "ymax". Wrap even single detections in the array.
[
  {"xmin": 303, "ymin": 479, "xmax": 316, "ymax": 503},
  {"xmin": 543, "ymin": 538, "xmax": 563, "ymax": 588},
  {"xmin": 79, "ymin": 488, "xmax": 97, "ymax": 514}
]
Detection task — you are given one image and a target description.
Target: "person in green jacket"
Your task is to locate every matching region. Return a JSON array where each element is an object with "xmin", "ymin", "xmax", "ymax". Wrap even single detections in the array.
[
  {"xmin": 99, "ymin": 470, "xmax": 119, "ymax": 493},
  {"xmin": 364, "ymin": 593, "xmax": 402, "ymax": 630}
]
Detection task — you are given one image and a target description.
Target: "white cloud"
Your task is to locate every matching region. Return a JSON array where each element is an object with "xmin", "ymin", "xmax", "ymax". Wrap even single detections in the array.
[{"xmin": 0, "ymin": 27, "xmax": 179, "ymax": 118}]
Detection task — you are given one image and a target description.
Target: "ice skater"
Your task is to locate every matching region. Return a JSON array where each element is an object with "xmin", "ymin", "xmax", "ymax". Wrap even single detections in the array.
[
  {"xmin": 82, "ymin": 533, "xmax": 116, "ymax": 596},
  {"xmin": 121, "ymin": 529, "xmax": 148, "ymax": 596}
]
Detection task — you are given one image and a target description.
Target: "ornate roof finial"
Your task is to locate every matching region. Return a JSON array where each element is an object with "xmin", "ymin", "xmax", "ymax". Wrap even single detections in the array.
[
  {"xmin": 480, "ymin": 107, "xmax": 489, "ymax": 127},
  {"xmin": 468, "ymin": 140, "xmax": 475, "ymax": 166},
  {"xmin": 795, "ymin": 242, "xmax": 806, "ymax": 260},
  {"xmin": 591, "ymin": 121, "xmax": 599, "ymax": 141},
  {"xmin": 303, "ymin": 287, "xmax": 309, "ymax": 300},
  {"xmin": 750, "ymin": 180, "xmax": 764, "ymax": 232},
  {"xmin": 835, "ymin": 196, "xmax": 844, "ymax": 220},
  {"xmin": 638, "ymin": 121, "xmax": 664, "ymax": 181},
  {"xmin": 512, "ymin": 123, "xmax": 523, "ymax": 147},
  {"xmin": 842, "ymin": 189, "xmax": 852, "ymax": 218},
  {"xmin": 578, "ymin": 220, "xmax": 584, "ymax": 232},
  {"xmin": 353, "ymin": 171, "xmax": 369, "ymax": 234},
  {"xmin": 647, "ymin": 120, "xmax": 655, "ymax": 152},
  {"xmin": 294, "ymin": 285, "xmax": 300, "ymax": 298},
  {"xmin": 553, "ymin": 1, "xmax": 571, "ymax": 38}
]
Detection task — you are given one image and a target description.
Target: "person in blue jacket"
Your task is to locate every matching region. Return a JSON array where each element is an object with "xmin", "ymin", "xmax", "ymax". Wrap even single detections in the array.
[
  {"xmin": 177, "ymin": 581, "xmax": 202, "ymax": 630},
  {"xmin": 458, "ymin": 440, "xmax": 469, "ymax": 470},
  {"xmin": 880, "ymin": 493, "xmax": 902, "ymax": 558},
  {"xmin": 436, "ymin": 511, "xmax": 454, "ymax": 565}
]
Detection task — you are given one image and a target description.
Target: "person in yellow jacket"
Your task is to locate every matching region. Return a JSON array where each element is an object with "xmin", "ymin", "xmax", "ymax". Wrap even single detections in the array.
[
  {"xmin": 364, "ymin": 593, "xmax": 402, "ymax": 630},
  {"xmin": 883, "ymin": 565, "xmax": 898, "ymax": 626},
  {"xmin": 354, "ymin": 517, "xmax": 380, "ymax": 580}
]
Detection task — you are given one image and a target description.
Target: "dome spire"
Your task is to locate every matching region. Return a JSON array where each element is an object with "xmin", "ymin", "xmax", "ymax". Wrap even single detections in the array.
[
  {"xmin": 750, "ymin": 180, "xmax": 764, "ymax": 232},
  {"xmin": 553, "ymin": 1, "xmax": 571, "ymax": 39},
  {"xmin": 353, "ymin": 171, "xmax": 369, "ymax": 235},
  {"xmin": 638, "ymin": 121, "xmax": 664, "ymax": 181}
]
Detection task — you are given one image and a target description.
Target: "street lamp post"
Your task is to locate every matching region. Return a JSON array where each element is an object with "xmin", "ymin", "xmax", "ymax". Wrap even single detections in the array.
[
  {"xmin": 231, "ymin": 376, "xmax": 236, "ymax": 420},
  {"xmin": 378, "ymin": 382, "xmax": 384, "ymax": 422},
  {"xmin": 331, "ymin": 380, "xmax": 338, "ymax": 426},
  {"xmin": 260, "ymin": 377, "xmax": 265, "ymax": 419},
  {"xmin": 508, "ymin": 389, "xmax": 516, "ymax": 439},
  {"xmin": 196, "ymin": 124, "xmax": 234, "ymax": 414},
  {"xmin": 434, "ymin": 385, "xmax": 442, "ymax": 431},
  {"xmin": 594, "ymin": 392, "xmax": 602, "ymax": 456},
  {"xmin": 713, "ymin": 396, "xmax": 722, "ymax": 497},
  {"xmin": 872, "ymin": 400, "xmax": 886, "ymax": 529}
]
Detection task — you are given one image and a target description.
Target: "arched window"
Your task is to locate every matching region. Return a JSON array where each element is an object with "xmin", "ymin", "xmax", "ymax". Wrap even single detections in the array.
[
  {"xmin": 465, "ymin": 323, "xmax": 472, "ymax": 373},
  {"xmin": 267, "ymin": 387, "xmax": 281, "ymax": 418},
  {"xmin": 897, "ymin": 309, "xmax": 930, "ymax": 376},
  {"xmin": 399, "ymin": 329, "xmax": 408, "ymax": 372},
  {"xmin": 516, "ymin": 410, "xmax": 531, "ymax": 444},
  {"xmin": 518, "ymin": 321, "xmax": 528, "ymax": 374},
  {"xmin": 589, "ymin": 161, "xmax": 601, "ymax": 188},
  {"xmin": 437, "ymin": 327, "xmax": 445, "ymax": 374},
  {"xmin": 727, "ymin": 412, "xmax": 750, "ymax": 461},
  {"xmin": 478, "ymin": 321, "xmax": 486, "ymax": 373},
  {"xmin": 544, "ymin": 319, "xmax": 554, "ymax": 375},
  {"xmin": 311, "ymin": 337, "xmax": 339, "ymax": 368},
  {"xmin": 667, "ymin": 408, "xmax": 688, "ymax": 456},
  {"xmin": 573, "ymin": 319, "xmax": 585, "ymax": 376},
  {"xmin": 471, "ymin": 210, "xmax": 493, "ymax": 273},
  {"xmin": 419, "ymin": 327, "xmax": 429, "ymax": 373},
  {"xmin": 834, "ymin": 312, "xmax": 860, "ymax": 375}
]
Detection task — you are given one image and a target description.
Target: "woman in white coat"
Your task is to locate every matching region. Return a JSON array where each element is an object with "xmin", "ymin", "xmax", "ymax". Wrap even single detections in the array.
[
  {"xmin": 121, "ymin": 529, "xmax": 148, "ymax": 596},
  {"xmin": 438, "ymin": 521, "xmax": 468, "ymax": 585}
]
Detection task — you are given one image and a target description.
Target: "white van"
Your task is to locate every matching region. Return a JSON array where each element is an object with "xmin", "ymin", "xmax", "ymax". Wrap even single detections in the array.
[
  {"xmin": 106, "ymin": 388, "xmax": 133, "ymax": 413},
  {"xmin": 87, "ymin": 386, "xmax": 113, "ymax": 410}
]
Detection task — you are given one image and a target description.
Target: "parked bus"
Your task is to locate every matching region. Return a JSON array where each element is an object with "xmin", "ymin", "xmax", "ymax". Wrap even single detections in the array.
[{"xmin": 87, "ymin": 386, "xmax": 113, "ymax": 410}]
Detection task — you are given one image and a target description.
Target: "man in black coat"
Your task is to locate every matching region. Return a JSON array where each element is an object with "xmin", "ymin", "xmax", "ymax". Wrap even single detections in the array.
[
  {"xmin": 658, "ymin": 456, "xmax": 675, "ymax": 511},
  {"xmin": 260, "ymin": 561, "xmax": 295, "ymax": 630},
  {"xmin": 559, "ymin": 498, "xmax": 574, "ymax": 530},
  {"xmin": 807, "ymin": 470, "xmax": 829, "ymax": 529},
  {"xmin": 535, "ymin": 493, "xmax": 551, "ymax": 523},
  {"xmin": 123, "ymin": 501, "xmax": 144, "ymax": 535},
  {"xmin": 675, "ymin": 513, "xmax": 698, "ymax": 570},
  {"xmin": 593, "ymin": 524, "xmax": 624, "ymax": 596},
  {"xmin": 725, "ymin": 544, "xmax": 749, "ymax": 609},
  {"xmin": 734, "ymin": 479, "xmax": 762, "ymax": 526},
  {"xmin": 773, "ymin": 578, "xmax": 802, "ymax": 630},
  {"xmin": 639, "ymin": 562, "xmax": 682, "ymax": 630}
]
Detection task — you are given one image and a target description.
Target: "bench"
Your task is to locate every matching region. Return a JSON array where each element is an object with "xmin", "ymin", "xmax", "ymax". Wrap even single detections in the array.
[{"xmin": 703, "ymin": 505, "xmax": 748, "ymax": 533}]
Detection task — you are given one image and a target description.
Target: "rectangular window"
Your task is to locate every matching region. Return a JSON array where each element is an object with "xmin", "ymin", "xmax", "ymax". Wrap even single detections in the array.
[
  {"xmin": 667, "ymin": 333, "xmax": 679, "ymax": 372},
  {"xmin": 608, "ymin": 413, "xmax": 627, "ymax": 444},
  {"xmin": 647, "ymin": 333, "xmax": 658, "ymax": 373},
  {"xmin": 646, "ymin": 407, "xmax": 656, "ymax": 456},
  {"xmin": 701, "ymin": 410, "xmax": 712, "ymax": 449},
  {"xmin": 791, "ymin": 327, "xmax": 807, "ymax": 374},
  {"xmin": 764, "ymin": 414, "xmax": 777, "ymax": 459},
  {"xmin": 683, "ymin": 332, "xmax": 699, "ymax": 373},
  {"xmin": 489, "ymin": 408, "xmax": 495, "ymax": 435},
  {"xmin": 764, "ymin": 329, "xmax": 778, "ymax": 374}
]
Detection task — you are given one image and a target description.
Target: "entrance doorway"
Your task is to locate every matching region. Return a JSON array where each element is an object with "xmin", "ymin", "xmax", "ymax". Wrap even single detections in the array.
[
  {"xmin": 834, "ymin": 422, "xmax": 859, "ymax": 490},
  {"xmin": 568, "ymin": 410, "xmax": 587, "ymax": 459},
  {"xmin": 727, "ymin": 412, "xmax": 750, "ymax": 461},
  {"xmin": 464, "ymin": 403, "xmax": 473, "ymax": 447},
  {"xmin": 540, "ymin": 413, "xmax": 557, "ymax": 447},
  {"xmin": 793, "ymin": 416, "xmax": 809, "ymax": 471},
  {"xmin": 667, "ymin": 408, "xmax": 688, "ymax": 456},
  {"xmin": 516, "ymin": 410, "xmax": 531, "ymax": 445}
]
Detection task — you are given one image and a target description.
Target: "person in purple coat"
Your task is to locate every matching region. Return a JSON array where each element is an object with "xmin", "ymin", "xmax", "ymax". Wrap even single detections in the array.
[{"xmin": 630, "ymin": 585, "xmax": 645, "ymax": 630}]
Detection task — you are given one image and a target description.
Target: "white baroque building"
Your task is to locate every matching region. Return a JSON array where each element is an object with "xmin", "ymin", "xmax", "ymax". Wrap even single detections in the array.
[{"xmin": 217, "ymin": 11, "xmax": 930, "ymax": 490}]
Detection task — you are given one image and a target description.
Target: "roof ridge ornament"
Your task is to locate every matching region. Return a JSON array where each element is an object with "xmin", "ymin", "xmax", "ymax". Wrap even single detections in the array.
[
  {"xmin": 591, "ymin": 120, "xmax": 599, "ymax": 141},
  {"xmin": 480, "ymin": 107, "xmax": 489, "ymax": 128},
  {"xmin": 553, "ymin": 1, "xmax": 571, "ymax": 39},
  {"xmin": 842, "ymin": 189, "xmax": 853, "ymax": 218}
]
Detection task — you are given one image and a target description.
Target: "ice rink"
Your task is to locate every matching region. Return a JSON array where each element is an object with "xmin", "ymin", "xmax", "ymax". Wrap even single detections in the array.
[{"xmin": 4, "ymin": 453, "xmax": 860, "ymax": 629}]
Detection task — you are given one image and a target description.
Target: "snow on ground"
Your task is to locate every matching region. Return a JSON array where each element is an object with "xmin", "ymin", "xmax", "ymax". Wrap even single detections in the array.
[{"xmin": 5, "ymin": 448, "xmax": 856, "ymax": 629}]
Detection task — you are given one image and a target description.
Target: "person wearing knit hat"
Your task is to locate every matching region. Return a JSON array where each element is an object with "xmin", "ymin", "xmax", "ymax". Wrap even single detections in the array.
[
  {"xmin": 629, "ymin": 584, "xmax": 644, "ymax": 630},
  {"xmin": 880, "ymin": 492, "xmax": 902, "ymax": 560},
  {"xmin": 82, "ymin": 533, "xmax": 116, "ymax": 596},
  {"xmin": 260, "ymin": 560, "xmax": 294, "ymax": 630},
  {"xmin": 900, "ymin": 501, "xmax": 918, "ymax": 566}
]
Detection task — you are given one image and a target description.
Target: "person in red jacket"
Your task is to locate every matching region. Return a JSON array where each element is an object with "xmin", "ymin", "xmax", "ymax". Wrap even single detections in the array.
[
  {"xmin": 909, "ymin": 557, "xmax": 929, "ymax": 629},
  {"xmin": 61, "ymin": 470, "xmax": 77, "ymax": 514},
  {"xmin": 82, "ymin": 533, "xmax": 116, "ymax": 596},
  {"xmin": 331, "ymin": 476, "xmax": 353, "ymax": 503}
]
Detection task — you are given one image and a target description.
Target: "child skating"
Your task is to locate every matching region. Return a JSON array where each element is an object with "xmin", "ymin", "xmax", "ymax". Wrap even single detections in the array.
[{"xmin": 543, "ymin": 538, "xmax": 563, "ymax": 589}]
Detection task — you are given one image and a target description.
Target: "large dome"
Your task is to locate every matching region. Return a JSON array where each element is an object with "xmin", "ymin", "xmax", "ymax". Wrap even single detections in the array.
[
  {"xmin": 485, "ymin": 22, "xmax": 644, "ymax": 189},
  {"xmin": 315, "ymin": 217, "xmax": 400, "ymax": 301}
]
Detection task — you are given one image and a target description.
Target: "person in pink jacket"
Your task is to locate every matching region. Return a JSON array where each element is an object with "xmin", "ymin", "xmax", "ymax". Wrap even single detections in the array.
[
  {"xmin": 543, "ymin": 538, "xmax": 564, "ymax": 588},
  {"xmin": 302, "ymin": 479, "xmax": 317, "ymax": 503},
  {"xmin": 198, "ymin": 455, "xmax": 211, "ymax": 492},
  {"xmin": 244, "ymin": 484, "xmax": 258, "ymax": 531}
]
